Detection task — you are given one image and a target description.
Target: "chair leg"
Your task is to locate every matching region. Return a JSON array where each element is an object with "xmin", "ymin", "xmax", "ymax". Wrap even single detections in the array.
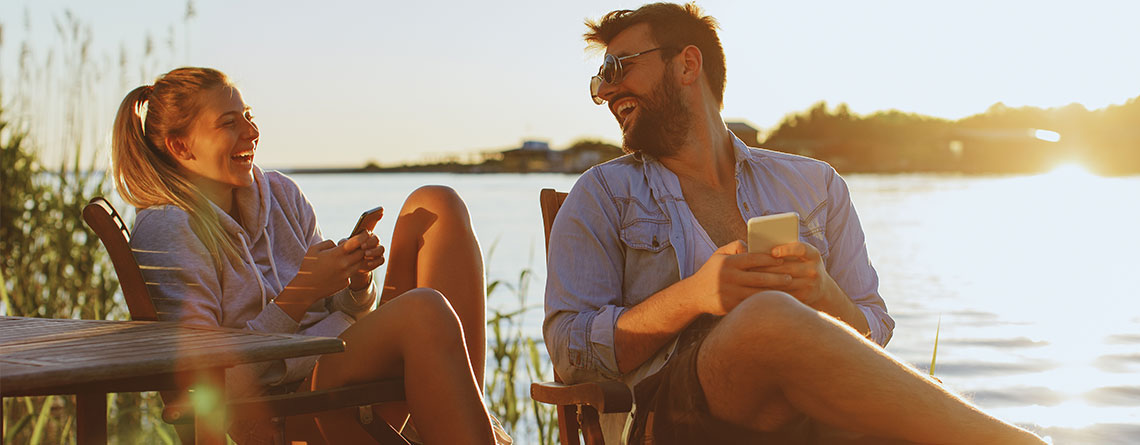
[
  {"xmin": 558, "ymin": 404, "xmax": 581, "ymax": 445},
  {"xmin": 580, "ymin": 406, "xmax": 605, "ymax": 445}
]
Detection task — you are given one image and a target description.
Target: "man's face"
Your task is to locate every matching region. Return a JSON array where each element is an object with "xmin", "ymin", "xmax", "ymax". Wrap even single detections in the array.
[{"xmin": 596, "ymin": 24, "xmax": 690, "ymax": 157}]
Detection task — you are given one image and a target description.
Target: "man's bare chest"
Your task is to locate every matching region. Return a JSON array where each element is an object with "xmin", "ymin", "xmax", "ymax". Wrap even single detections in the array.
[{"xmin": 679, "ymin": 182, "xmax": 746, "ymax": 247}]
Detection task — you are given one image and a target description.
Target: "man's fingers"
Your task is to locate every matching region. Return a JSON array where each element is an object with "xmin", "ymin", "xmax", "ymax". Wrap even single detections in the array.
[
  {"xmin": 756, "ymin": 261, "xmax": 816, "ymax": 278},
  {"xmin": 727, "ymin": 252, "xmax": 783, "ymax": 269},
  {"xmin": 733, "ymin": 269, "xmax": 792, "ymax": 288},
  {"xmin": 771, "ymin": 241, "xmax": 820, "ymax": 260},
  {"xmin": 715, "ymin": 240, "xmax": 748, "ymax": 255}
]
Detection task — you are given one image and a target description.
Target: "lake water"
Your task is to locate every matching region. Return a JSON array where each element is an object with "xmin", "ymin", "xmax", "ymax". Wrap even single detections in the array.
[{"xmin": 293, "ymin": 168, "xmax": 1140, "ymax": 444}]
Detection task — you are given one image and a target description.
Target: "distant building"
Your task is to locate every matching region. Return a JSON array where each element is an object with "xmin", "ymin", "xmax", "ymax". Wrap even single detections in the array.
[
  {"xmin": 727, "ymin": 121, "xmax": 760, "ymax": 145},
  {"xmin": 560, "ymin": 141, "xmax": 623, "ymax": 173},
  {"xmin": 500, "ymin": 140, "xmax": 556, "ymax": 172}
]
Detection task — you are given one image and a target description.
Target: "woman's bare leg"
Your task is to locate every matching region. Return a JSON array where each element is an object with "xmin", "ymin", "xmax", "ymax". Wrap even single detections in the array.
[
  {"xmin": 381, "ymin": 185, "xmax": 486, "ymax": 387},
  {"xmin": 311, "ymin": 288, "xmax": 494, "ymax": 445}
]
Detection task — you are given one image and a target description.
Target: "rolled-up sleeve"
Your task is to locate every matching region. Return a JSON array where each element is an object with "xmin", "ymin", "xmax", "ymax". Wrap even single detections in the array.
[
  {"xmin": 824, "ymin": 168, "xmax": 895, "ymax": 346},
  {"xmin": 544, "ymin": 171, "xmax": 629, "ymax": 383}
]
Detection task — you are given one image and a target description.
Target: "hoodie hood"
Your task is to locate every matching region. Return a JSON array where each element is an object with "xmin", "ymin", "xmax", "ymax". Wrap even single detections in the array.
[{"xmin": 232, "ymin": 165, "xmax": 273, "ymax": 245}]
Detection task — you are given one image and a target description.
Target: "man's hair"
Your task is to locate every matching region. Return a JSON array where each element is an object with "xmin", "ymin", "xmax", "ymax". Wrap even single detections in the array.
[{"xmin": 584, "ymin": 2, "xmax": 726, "ymax": 105}]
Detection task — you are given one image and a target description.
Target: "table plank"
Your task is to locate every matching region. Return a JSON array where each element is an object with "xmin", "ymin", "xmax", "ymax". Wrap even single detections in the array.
[{"xmin": 0, "ymin": 317, "xmax": 344, "ymax": 397}]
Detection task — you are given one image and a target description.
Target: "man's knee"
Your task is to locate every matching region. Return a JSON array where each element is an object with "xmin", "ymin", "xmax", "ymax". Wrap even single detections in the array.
[
  {"xmin": 698, "ymin": 291, "xmax": 816, "ymax": 431},
  {"xmin": 719, "ymin": 290, "xmax": 818, "ymax": 342}
]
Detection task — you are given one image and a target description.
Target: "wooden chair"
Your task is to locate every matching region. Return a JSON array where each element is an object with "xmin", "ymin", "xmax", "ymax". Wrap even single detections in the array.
[
  {"xmin": 529, "ymin": 189, "xmax": 634, "ymax": 445},
  {"xmin": 82, "ymin": 197, "xmax": 411, "ymax": 445}
]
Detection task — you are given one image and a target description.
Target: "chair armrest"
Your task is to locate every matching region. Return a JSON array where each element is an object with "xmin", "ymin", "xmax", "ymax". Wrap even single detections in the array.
[
  {"xmin": 530, "ymin": 380, "xmax": 632, "ymax": 414},
  {"xmin": 161, "ymin": 379, "xmax": 405, "ymax": 424}
]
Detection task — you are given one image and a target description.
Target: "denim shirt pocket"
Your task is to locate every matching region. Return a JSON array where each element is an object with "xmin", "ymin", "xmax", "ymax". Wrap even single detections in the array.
[{"xmin": 618, "ymin": 204, "xmax": 672, "ymax": 253}]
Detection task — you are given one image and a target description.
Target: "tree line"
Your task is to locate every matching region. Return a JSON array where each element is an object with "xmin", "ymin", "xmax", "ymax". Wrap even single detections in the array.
[{"xmin": 759, "ymin": 96, "xmax": 1140, "ymax": 175}]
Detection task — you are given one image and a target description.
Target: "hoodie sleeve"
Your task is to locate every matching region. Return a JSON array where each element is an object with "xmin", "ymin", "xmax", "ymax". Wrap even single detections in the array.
[{"xmin": 131, "ymin": 207, "xmax": 299, "ymax": 398}]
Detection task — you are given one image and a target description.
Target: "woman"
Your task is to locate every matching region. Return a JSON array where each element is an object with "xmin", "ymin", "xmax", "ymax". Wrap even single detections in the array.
[{"xmin": 112, "ymin": 67, "xmax": 501, "ymax": 444}]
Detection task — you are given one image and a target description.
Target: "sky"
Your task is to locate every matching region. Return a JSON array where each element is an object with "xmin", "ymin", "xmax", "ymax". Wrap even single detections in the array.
[{"xmin": 2, "ymin": 0, "xmax": 1138, "ymax": 168}]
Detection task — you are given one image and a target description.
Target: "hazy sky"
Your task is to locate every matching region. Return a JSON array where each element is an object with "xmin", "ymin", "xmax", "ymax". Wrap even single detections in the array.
[{"xmin": 3, "ymin": 0, "xmax": 1138, "ymax": 168}]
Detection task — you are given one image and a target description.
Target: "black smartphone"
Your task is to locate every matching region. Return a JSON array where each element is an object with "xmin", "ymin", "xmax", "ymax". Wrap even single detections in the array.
[{"xmin": 349, "ymin": 206, "xmax": 384, "ymax": 238}]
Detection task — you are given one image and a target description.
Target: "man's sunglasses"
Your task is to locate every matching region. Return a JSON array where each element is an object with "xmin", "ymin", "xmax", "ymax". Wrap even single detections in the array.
[{"xmin": 589, "ymin": 47, "xmax": 668, "ymax": 105}]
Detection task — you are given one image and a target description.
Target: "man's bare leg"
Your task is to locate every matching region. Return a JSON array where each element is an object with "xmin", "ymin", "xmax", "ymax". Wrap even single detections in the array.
[{"xmin": 698, "ymin": 291, "xmax": 1044, "ymax": 444}]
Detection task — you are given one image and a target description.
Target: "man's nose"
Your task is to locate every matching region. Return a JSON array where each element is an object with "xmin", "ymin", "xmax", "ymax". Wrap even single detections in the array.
[{"xmin": 596, "ymin": 78, "xmax": 620, "ymax": 104}]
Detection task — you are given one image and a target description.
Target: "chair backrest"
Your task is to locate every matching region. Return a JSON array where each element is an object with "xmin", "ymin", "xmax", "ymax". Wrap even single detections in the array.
[
  {"xmin": 540, "ymin": 188, "xmax": 569, "ymax": 254},
  {"xmin": 540, "ymin": 188, "xmax": 585, "ymax": 443},
  {"xmin": 82, "ymin": 197, "xmax": 159, "ymax": 321}
]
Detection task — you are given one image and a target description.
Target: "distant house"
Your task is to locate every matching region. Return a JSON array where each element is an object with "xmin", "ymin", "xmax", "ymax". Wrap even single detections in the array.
[
  {"xmin": 727, "ymin": 121, "xmax": 760, "ymax": 146},
  {"xmin": 560, "ymin": 140, "xmax": 623, "ymax": 173},
  {"xmin": 500, "ymin": 140, "xmax": 556, "ymax": 172}
]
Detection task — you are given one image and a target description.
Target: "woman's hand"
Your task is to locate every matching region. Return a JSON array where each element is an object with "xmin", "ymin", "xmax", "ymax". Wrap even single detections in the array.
[
  {"xmin": 345, "ymin": 231, "xmax": 385, "ymax": 291},
  {"xmin": 275, "ymin": 233, "xmax": 382, "ymax": 322}
]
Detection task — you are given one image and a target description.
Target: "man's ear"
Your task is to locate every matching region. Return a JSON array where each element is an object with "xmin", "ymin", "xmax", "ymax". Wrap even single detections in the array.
[
  {"xmin": 165, "ymin": 137, "xmax": 195, "ymax": 161},
  {"xmin": 677, "ymin": 45, "xmax": 703, "ymax": 86}
]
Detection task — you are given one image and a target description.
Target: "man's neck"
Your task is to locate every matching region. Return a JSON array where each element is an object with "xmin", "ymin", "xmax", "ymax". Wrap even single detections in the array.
[{"xmin": 657, "ymin": 111, "xmax": 736, "ymax": 190}]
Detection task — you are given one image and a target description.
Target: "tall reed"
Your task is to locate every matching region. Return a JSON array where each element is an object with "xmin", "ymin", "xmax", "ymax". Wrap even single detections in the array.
[
  {"xmin": 484, "ymin": 244, "xmax": 559, "ymax": 444},
  {"xmin": 1, "ymin": 6, "xmax": 192, "ymax": 443}
]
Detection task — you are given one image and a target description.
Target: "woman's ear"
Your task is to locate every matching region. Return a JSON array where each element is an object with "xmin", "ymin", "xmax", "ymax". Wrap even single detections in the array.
[
  {"xmin": 678, "ymin": 45, "xmax": 703, "ymax": 86},
  {"xmin": 165, "ymin": 137, "xmax": 195, "ymax": 161}
]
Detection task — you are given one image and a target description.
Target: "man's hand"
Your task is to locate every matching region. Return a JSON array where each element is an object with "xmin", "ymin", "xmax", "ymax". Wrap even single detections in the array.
[
  {"xmin": 693, "ymin": 240, "xmax": 790, "ymax": 316},
  {"xmin": 763, "ymin": 241, "xmax": 840, "ymax": 310}
]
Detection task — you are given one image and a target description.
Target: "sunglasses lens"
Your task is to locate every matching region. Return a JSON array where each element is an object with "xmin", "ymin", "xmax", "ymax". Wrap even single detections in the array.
[
  {"xmin": 601, "ymin": 54, "xmax": 619, "ymax": 83},
  {"xmin": 590, "ymin": 76, "xmax": 604, "ymax": 104}
]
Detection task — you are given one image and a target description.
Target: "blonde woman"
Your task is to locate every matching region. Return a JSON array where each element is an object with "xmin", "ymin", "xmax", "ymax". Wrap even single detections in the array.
[{"xmin": 112, "ymin": 67, "xmax": 503, "ymax": 444}]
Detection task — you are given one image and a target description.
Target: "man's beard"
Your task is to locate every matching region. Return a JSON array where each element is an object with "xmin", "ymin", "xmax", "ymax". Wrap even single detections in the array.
[{"xmin": 621, "ymin": 73, "xmax": 690, "ymax": 158}]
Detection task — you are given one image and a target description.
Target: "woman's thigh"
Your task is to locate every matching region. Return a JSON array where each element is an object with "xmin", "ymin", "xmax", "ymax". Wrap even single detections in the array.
[{"xmin": 312, "ymin": 287, "xmax": 461, "ymax": 386}]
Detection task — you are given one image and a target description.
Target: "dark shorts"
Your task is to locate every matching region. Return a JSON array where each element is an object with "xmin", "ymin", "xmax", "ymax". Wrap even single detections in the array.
[{"xmin": 626, "ymin": 315, "xmax": 815, "ymax": 445}]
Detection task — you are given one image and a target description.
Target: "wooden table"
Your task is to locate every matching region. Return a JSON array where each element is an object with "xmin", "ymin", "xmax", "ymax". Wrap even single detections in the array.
[{"xmin": 0, "ymin": 316, "xmax": 345, "ymax": 444}]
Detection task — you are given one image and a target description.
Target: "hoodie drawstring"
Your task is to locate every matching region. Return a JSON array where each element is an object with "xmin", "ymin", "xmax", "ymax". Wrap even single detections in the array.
[
  {"xmin": 264, "ymin": 228, "xmax": 285, "ymax": 289},
  {"xmin": 237, "ymin": 233, "xmax": 269, "ymax": 309}
]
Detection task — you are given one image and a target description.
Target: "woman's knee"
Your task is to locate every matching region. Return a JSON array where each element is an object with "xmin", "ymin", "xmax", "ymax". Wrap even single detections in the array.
[
  {"xmin": 403, "ymin": 185, "xmax": 471, "ymax": 220},
  {"xmin": 389, "ymin": 288, "xmax": 464, "ymax": 338}
]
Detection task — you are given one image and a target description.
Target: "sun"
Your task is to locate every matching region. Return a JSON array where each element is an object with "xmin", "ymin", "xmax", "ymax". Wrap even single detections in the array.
[{"xmin": 1043, "ymin": 162, "xmax": 1097, "ymax": 180}]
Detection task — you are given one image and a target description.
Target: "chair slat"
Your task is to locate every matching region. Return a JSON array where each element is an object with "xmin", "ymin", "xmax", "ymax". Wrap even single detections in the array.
[{"xmin": 83, "ymin": 197, "xmax": 158, "ymax": 321}]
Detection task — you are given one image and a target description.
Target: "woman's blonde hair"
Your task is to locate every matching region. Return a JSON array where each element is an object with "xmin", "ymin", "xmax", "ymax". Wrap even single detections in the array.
[{"xmin": 111, "ymin": 67, "xmax": 243, "ymax": 261}]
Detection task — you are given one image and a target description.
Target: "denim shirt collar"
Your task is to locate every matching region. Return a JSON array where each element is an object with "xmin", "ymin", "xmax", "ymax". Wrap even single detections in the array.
[{"xmin": 629, "ymin": 129, "xmax": 752, "ymax": 191}]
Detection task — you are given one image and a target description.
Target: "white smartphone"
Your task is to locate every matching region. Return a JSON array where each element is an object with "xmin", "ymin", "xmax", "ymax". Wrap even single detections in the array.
[{"xmin": 747, "ymin": 212, "xmax": 799, "ymax": 254}]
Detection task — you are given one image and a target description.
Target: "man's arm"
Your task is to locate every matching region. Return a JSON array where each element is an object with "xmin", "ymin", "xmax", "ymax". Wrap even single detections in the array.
[{"xmin": 615, "ymin": 241, "xmax": 794, "ymax": 374}]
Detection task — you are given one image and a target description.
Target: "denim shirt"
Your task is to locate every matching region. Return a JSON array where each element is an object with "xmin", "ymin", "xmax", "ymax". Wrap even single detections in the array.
[{"xmin": 543, "ymin": 135, "xmax": 895, "ymax": 386}]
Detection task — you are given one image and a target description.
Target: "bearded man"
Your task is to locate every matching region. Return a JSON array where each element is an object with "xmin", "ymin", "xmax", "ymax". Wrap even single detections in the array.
[{"xmin": 542, "ymin": 3, "xmax": 1047, "ymax": 444}]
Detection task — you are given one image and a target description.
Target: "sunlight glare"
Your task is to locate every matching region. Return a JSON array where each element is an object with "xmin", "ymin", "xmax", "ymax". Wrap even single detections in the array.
[
  {"xmin": 1042, "ymin": 162, "xmax": 1097, "ymax": 181},
  {"xmin": 1033, "ymin": 129, "xmax": 1062, "ymax": 142}
]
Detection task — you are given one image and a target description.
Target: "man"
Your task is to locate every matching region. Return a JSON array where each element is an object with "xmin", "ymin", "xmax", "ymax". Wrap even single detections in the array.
[{"xmin": 543, "ymin": 3, "xmax": 1046, "ymax": 444}]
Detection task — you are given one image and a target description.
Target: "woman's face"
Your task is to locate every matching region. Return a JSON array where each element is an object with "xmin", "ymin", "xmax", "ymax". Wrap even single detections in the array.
[{"xmin": 175, "ymin": 86, "xmax": 259, "ymax": 199}]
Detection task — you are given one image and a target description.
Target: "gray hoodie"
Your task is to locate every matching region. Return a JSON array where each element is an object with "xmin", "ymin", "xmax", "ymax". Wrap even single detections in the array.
[{"xmin": 130, "ymin": 166, "xmax": 376, "ymax": 398}]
